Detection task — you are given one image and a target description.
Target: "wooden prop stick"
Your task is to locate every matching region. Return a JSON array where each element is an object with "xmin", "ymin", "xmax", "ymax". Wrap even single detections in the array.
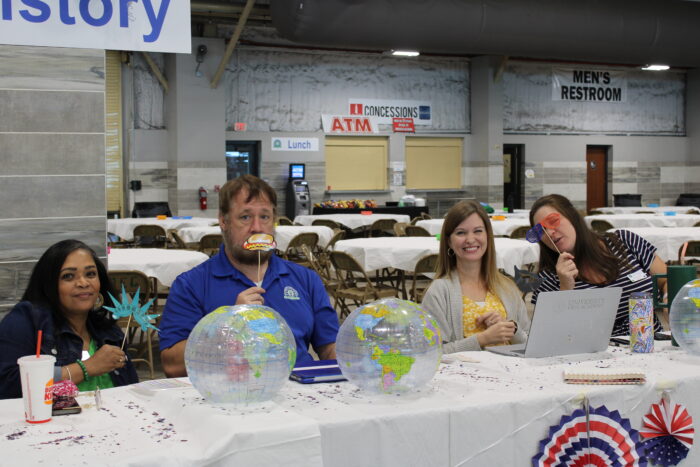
[{"xmin": 121, "ymin": 314, "xmax": 133, "ymax": 351}]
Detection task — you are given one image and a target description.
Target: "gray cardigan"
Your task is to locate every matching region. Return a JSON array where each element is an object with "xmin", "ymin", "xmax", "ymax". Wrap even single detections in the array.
[{"xmin": 421, "ymin": 272, "xmax": 531, "ymax": 353}]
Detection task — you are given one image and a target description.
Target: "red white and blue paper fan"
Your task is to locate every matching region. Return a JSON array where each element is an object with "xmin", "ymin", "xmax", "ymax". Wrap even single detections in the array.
[
  {"xmin": 533, "ymin": 405, "xmax": 646, "ymax": 466},
  {"xmin": 640, "ymin": 398, "xmax": 694, "ymax": 466}
]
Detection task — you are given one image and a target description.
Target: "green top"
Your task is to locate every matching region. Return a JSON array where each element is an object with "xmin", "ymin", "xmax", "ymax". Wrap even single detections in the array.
[{"xmin": 77, "ymin": 340, "xmax": 115, "ymax": 392}]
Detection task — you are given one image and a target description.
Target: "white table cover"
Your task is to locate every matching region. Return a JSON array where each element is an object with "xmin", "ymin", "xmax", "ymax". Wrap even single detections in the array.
[
  {"xmin": 178, "ymin": 225, "xmax": 334, "ymax": 251},
  {"xmin": 2, "ymin": 344, "xmax": 699, "ymax": 466},
  {"xmin": 334, "ymin": 237, "xmax": 539, "ymax": 273},
  {"xmin": 585, "ymin": 213, "xmax": 700, "ymax": 228},
  {"xmin": 108, "ymin": 217, "xmax": 218, "ymax": 241},
  {"xmin": 108, "ymin": 248, "xmax": 209, "ymax": 286},
  {"xmin": 417, "ymin": 217, "xmax": 530, "ymax": 237},
  {"xmin": 611, "ymin": 227, "xmax": 700, "ymax": 262},
  {"xmin": 595, "ymin": 206, "xmax": 699, "ymax": 215},
  {"xmin": 293, "ymin": 213, "xmax": 410, "ymax": 230}
]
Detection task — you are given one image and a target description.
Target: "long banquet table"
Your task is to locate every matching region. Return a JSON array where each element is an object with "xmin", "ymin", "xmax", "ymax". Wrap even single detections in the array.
[
  {"xmin": 611, "ymin": 227, "xmax": 700, "ymax": 262},
  {"xmin": 108, "ymin": 217, "xmax": 218, "ymax": 241},
  {"xmin": 178, "ymin": 225, "xmax": 334, "ymax": 251},
  {"xmin": 333, "ymin": 236, "xmax": 539, "ymax": 273},
  {"xmin": 107, "ymin": 248, "xmax": 209, "ymax": 287},
  {"xmin": 595, "ymin": 206, "xmax": 699, "ymax": 215},
  {"xmin": 417, "ymin": 217, "xmax": 531, "ymax": 237},
  {"xmin": 293, "ymin": 213, "xmax": 410, "ymax": 230},
  {"xmin": 585, "ymin": 213, "xmax": 700, "ymax": 229},
  {"xmin": 2, "ymin": 343, "xmax": 699, "ymax": 466}
]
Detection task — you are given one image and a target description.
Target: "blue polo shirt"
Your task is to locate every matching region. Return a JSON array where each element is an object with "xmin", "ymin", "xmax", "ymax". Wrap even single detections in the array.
[{"xmin": 159, "ymin": 245, "xmax": 339, "ymax": 365}]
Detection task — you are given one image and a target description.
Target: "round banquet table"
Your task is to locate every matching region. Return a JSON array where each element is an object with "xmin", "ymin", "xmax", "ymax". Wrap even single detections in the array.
[
  {"xmin": 107, "ymin": 248, "xmax": 209, "ymax": 287},
  {"xmin": 108, "ymin": 217, "xmax": 218, "ymax": 241},
  {"xmin": 333, "ymin": 236, "xmax": 539, "ymax": 273},
  {"xmin": 177, "ymin": 225, "xmax": 334, "ymax": 251},
  {"xmin": 416, "ymin": 217, "xmax": 530, "ymax": 237},
  {"xmin": 293, "ymin": 213, "xmax": 410, "ymax": 230}
]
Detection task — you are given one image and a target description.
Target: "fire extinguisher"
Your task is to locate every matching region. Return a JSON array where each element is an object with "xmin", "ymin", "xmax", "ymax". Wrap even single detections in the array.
[{"xmin": 198, "ymin": 187, "xmax": 208, "ymax": 210}]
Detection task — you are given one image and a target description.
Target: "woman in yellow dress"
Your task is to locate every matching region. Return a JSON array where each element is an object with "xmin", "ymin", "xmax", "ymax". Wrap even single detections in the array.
[{"xmin": 422, "ymin": 201, "xmax": 530, "ymax": 353}]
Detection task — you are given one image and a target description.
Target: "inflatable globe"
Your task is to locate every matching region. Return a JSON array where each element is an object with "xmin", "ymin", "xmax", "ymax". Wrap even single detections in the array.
[
  {"xmin": 336, "ymin": 298, "xmax": 442, "ymax": 395},
  {"xmin": 669, "ymin": 279, "xmax": 700, "ymax": 356},
  {"xmin": 184, "ymin": 304, "xmax": 296, "ymax": 404}
]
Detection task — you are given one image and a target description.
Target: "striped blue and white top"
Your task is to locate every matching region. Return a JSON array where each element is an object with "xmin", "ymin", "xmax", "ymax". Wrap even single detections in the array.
[{"xmin": 532, "ymin": 229, "xmax": 661, "ymax": 337}]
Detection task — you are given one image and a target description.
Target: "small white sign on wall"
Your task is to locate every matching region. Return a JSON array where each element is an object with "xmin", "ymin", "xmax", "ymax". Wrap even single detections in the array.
[{"xmin": 271, "ymin": 137, "xmax": 319, "ymax": 151}]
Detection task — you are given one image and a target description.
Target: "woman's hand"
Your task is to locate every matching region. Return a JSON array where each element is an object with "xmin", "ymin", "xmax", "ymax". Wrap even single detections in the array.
[
  {"xmin": 83, "ymin": 344, "xmax": 126, "ymax": 377},
  {"xmin": 475, "ymin": 311, "xmax": 504, "ymax": 328},
  {"xmin": 556, "ymin": 252, "xmax": 578, "ymax": 290},
  {"xmin": 477, "ymin": 320, "xmax": 516, "ymax": 348},
  {"xmin": 236, "ymin": 286, "xmax": 266, "ymax": 305}
]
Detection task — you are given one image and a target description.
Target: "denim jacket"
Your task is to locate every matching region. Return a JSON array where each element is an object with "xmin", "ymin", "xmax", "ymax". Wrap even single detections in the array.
[{"xmin": 0, "ymin": 301, "xmax": 138, "ymax": 399}]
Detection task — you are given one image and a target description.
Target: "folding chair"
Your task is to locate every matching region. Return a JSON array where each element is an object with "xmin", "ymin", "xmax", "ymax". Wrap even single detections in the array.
[
  {"xmin": 312, "ymin": 219, "xmax": 343, "ymax": 230},
  {"xmin": 410, "ymin": 254, "xmax": 438, "ymax": 303},
  {"xmin": 199, "ymin": 233, "xmax": 223, "ymax": 256},
  {"xmin": 283, "ymin": 232, "xmax": 319, "ymax": 267},
  {"xmin": 330, "ymin": 251, "xmax": 399, "ymax": 320},
  {"xmin": 590, "ymin": 219, "xmax": 614, "ymax": 234},
  {"xmin": 393, "ymin": 222, "xmax": 408, "ymax": 237},
  {"xmin": 133, "ymin": 224, "xmax": 168, "ymax": 248},
  {"xmin": 367, "ymin": 218, "xmax": 397, "ymax": 237},
  {"xmin": 277, "ymin": 216, "xmax": 294, "ymax": 226},
  {"xmin": 404, "ymin": 225, "xmax": 431, "ymax": 237},
  {"xmin": 107, "ymin": 270, "xmax": 158, "ymax": 380},
  {"xmin": 509, "ymin": 226, "xmax": 530, "ymax": 239}
]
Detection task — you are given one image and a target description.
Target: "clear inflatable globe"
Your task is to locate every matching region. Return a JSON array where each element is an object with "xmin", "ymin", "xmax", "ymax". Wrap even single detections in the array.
[
  {"xmin": 669, "ymin": 279, "xmax": 700, "ymax": 356},
  {"xmin": 184, "ymin": 304, "xmax": 296, "ymax": 404},
  {"xmin": 336, "ymin": 298, "xmax": 442, "ymax": 395}
]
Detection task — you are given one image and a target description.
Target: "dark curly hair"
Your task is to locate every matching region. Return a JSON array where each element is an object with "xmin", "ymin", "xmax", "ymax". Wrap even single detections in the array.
[{"xmin": 21, "ymin": 239, "xmax": 117, "ymax": 334}]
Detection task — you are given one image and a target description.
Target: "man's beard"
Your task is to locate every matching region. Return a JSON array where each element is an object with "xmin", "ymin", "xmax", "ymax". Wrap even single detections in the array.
[{"xmin": 227, "ymin": 242, "xmax": 274, "ymax": 265}]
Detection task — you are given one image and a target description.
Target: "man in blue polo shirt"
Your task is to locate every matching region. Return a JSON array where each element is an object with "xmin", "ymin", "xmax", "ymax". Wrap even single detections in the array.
[{"xmin": 159, "ymin": 175, "xmax": 339, "ymax": 377}]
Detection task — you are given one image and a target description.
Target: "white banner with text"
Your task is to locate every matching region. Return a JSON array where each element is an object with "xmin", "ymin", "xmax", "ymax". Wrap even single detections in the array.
[
  {"xmin": 552, "ymin": 68, "xmax": 627, "ymax": 103},
  {"xmin": 0, "ymin": 0, "xmax": 190, "ymax": 53}
]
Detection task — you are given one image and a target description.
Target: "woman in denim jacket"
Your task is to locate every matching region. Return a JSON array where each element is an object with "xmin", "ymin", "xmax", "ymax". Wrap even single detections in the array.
[{"xmin": 0, "ymin": 239, "xmax": 138, "ymax": 399}]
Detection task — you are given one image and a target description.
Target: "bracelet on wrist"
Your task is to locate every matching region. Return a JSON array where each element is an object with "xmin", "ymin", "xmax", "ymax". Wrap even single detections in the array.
[{"xmin": 76, "ymin": 359, "xmax": 89, "ymax": 381}]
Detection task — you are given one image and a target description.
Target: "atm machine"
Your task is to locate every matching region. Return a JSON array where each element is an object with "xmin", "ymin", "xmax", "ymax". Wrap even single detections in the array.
[{"xmin": 285, "ymin": 163, "xmax": 311, "ymax": 219}]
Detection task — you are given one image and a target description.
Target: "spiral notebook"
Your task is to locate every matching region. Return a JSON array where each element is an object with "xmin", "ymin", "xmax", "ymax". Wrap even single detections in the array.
[{"xmin": 290, "ymin": 359, "xmax": 347, "ymax": 384}]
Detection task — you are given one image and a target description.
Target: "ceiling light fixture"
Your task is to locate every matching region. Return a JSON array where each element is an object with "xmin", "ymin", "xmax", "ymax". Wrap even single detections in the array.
[
  {"xmin": 391, "ymin": 50, "xmax": 420, "ymax": 57},
  {"xmin": 641, "ymin": 64, "xmax": 670, "ymax": 71}
]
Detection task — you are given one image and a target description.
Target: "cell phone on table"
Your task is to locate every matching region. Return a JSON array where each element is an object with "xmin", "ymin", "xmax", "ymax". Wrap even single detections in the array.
[{"xmin": 52, "ymin": 397, "xmax": 82, "ymax": 416}]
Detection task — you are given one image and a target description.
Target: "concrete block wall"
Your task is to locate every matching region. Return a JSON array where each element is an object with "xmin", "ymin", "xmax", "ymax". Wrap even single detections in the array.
[{"xmin": 0, "ymin": 45, "xmax": 106, "ymax": 313}]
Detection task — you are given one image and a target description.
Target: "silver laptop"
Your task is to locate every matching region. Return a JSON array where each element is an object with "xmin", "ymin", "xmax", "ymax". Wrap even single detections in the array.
[{"xmin": 487, "ymin": 288, "xmax": 622, "ymax": 358}]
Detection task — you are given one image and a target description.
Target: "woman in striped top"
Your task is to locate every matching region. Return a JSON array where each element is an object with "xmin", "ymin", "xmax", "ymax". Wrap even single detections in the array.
[{"xmin": 529, "ymin": 194, "xmax": 667, "ymax": 336}]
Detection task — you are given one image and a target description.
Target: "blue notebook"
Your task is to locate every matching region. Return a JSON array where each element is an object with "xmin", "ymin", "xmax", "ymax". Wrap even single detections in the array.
[{"xmin": 290, "ymin": 359, "xmax": 347, "ymax": 384}]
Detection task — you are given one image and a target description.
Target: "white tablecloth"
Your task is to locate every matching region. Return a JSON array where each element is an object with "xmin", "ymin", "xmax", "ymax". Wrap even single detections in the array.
[
  {"xmin": 417, "ymin": 217, "xmax": 531, "ymax": 237},
  {"xmin": 177, "ymin": 225, "xmax": 334, "ymax": 251},
  {"xmin": 293, "ymin": 213, "xmax": 410, "ymax": 230},
  {"xmin": 611, "ymin": 227, "xmax": 700, "ymax": 262},
  {"xmin": 595, "ymin": 206, "xmax": 699, "ymax": 215},
  {"xmin": 585, "ymin": 213, "xmax": 700, "ymax": 228},
  {"xmin": 107, "ymin": 248, "xmax": 209, "ymax": 286},
  {"xmin": 2, "ymin": 344, "xmax": 699, "ymax": 466},
  {"xmin": 334, "ymin": 237, "xmax": 539, "ymax": 273},
  {"xmin": 108, "ymin": 217, "xmax": 218, "ymax": 241}
]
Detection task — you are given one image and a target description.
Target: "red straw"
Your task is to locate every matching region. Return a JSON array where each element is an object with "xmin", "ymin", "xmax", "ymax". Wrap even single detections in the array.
[{"xmin": 36, "ymin": 330, "xmax": 42, "ymax": 358}]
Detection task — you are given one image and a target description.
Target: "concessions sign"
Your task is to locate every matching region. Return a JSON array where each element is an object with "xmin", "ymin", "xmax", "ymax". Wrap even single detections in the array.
[
  {"xmin": 321, "ymin": 115, "xmax": 379, "ymax": 134},
  {"xmin": 349, "ymin": 98, "xmax": 432, "ymax": 125},
  {"xmin": 552, "ymin": 68, "xmax": 627, "ymax": 103},
  {"xmin": 0, "ymin": 0, "xmax": 191, "ymax": 53},
  {"xmin": 392, "ymin": 118, "xmax": 415, "ymax": 133}
]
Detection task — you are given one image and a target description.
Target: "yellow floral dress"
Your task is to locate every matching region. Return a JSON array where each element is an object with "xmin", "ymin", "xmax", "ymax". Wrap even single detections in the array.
[{"xmin": 462, "ymin": 292, "xmax": 508, "ymax": 344}]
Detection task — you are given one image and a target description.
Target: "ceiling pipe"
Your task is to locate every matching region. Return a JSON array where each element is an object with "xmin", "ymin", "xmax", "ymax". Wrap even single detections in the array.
[{"xmin": 270, "ymin": 0, "xmax": 700, "ymax": 68}]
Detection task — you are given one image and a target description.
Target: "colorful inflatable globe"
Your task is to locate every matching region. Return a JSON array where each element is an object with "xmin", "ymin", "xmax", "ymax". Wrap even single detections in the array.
[
  {"xmin": 336, "ymin": 298, "xmax": 442, "ymax": 395},
  {"xmin": 184, "ymin": 304, "xmax": 296, "ymax": 404},
  {"xmin": 670, "ymin": 279, "xmax": 700, "ymax": 356}
]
